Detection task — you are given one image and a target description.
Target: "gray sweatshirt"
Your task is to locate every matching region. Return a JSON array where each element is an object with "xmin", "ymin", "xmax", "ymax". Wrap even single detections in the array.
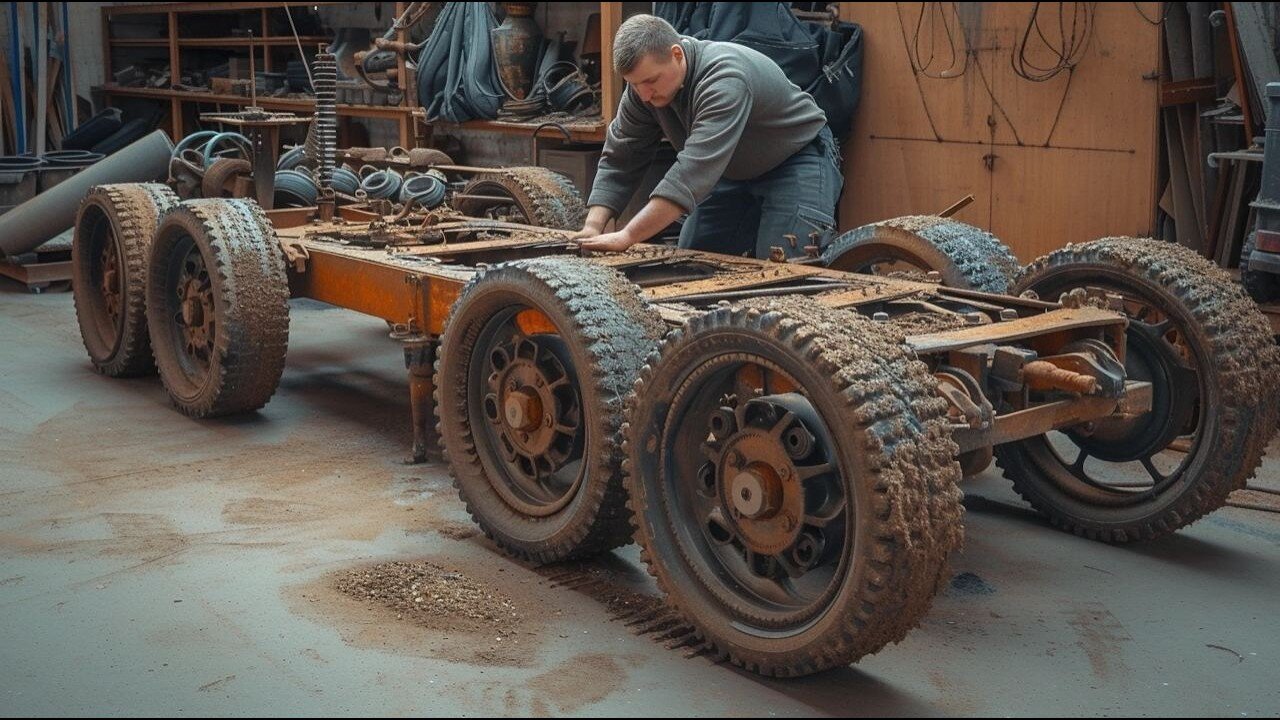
[{"xmin": 587, "ymin": 36, "xmax": 828, "ymax": 214}]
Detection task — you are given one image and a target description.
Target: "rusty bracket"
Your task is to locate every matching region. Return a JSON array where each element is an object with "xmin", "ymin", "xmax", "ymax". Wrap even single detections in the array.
[
  {"xmin": 937, "ymin": 194, "xmax": 975, "ymax": 219},
  {"xmin": 1057, "ymin": 287, "xmax": 1123, "ymax": 311},
  {"xmin": 281, "ymin": 238, "xmax": 311, "ymax": 273},
  {"xmin": 1026, "ymin": 345, "xmax": 1125, "ymax": 398},
  {"xmin": 953, "ymin": 380, "xmax": 1154, "ymax": 454},
  {"xmin": 1023, "ymin": 360, "xmax": 1097, "ymax": 395},
  {"xmin": 936, "ymin": 366, "xmax": 994, "ymax": 430}
]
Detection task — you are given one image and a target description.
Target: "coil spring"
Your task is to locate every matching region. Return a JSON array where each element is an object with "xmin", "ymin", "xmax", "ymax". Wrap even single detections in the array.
[{"xmin": 312, "ymin": 53, "xmax": 338, "ymax": 192}]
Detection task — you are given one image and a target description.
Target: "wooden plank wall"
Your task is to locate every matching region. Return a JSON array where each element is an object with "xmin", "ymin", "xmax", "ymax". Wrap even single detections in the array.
[{"xmin": 837, "ymin": 2, "xmax": 1162, "ymax": 261}]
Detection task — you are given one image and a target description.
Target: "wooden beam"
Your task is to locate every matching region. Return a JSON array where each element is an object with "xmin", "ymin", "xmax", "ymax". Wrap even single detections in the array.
[
  {"xmin": 61, "ymin": 1, "xmax": 73, "ymax": 132},
  {"xmin": 0, "ymin": 39, "xmax": 14, "ymax": 154},
  {"xmin": 45, "ymin": 53, "xmax": 63, "ymax": 146},
  {"xmin": 104, "ymin": 2, "xmax": 339, "ymax": 16},
  {"xmin": 168, "ymin": 11, "xmax": 180, "ymax": 137},
  {"xmin": 35, "ymin": 2, "xmax": 48, "ymax": 154},
  {"xmin": 1159, "ymin": 76, "xmax": 1218, "ymax": 107},
  {"xmin": 100, "ymin": 6, "xmax": 110, "ymax": 94},
  {"xmin": 1222, "ymin": 3, "xmax": 1255, "ymax": 142},
  {"xmin": 599, "ymin": 3, "xmax": 622, "ymax": 125}
]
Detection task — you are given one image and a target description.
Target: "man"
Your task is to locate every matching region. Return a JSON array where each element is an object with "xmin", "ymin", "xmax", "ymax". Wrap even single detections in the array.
[{"xmin": 575, "ymin": 14, "xmax": 842, "ymax": 259}]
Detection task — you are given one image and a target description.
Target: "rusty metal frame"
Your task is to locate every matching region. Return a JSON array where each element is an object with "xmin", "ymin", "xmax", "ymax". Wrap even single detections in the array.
[{"xmin": 270, "ymin": 210, "xmax": 1138, "ymax": 463}]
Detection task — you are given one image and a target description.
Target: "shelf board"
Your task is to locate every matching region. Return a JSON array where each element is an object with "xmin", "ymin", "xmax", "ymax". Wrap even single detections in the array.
[
  {"xmin": 105, "ymin": 2, "xmax": 340, "ymax": 17},
  {"xmin": 102, "ymin": 87, "xmax": 601, "ymax": 132},
  {"xmin": 101, "ymin": 85, "xmax": 173, "ymax": 99},
  {"xmin": 111, "ymin": 37, "xmax": 330, "ymax": 48},
  {"xmin": 431, "ymin": 117, "xmax": 606, "ymax": 144},
  {"xmin": 103, "ymin": 84, "xmax": 413, "ymax": 120},
  {"xmin": 109, "ymin": 38, "xmax": 170, "ymax": 47},
  {"xmin": 177, "ymin": 36, "xmax": 331, "ymax": 48}
]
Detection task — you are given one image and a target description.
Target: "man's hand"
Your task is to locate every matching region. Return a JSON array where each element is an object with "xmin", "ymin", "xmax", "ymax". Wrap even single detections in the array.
[
  {"xmin": 568, "ymin": 225, "xmax": 604, "ymax": 241},
  {"xmin": 570, "ymin": 205, "xmax": 615, "ymax": 242},
  {"xmin": 571, "ymin": 197, "xmax": 683, "ymax": 254},
  {"xmin": 576, "ymin": 229, "xmax": 638, "ymax": 253}
]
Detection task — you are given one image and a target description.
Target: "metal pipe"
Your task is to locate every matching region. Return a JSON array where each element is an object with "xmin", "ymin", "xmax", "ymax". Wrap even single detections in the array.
[
  {"xmin": 248, "ymin": 30, "xmax": 257, "ymax": 108},
  {"xmin": 0, "ymin": 130, "xmax": 172, "ymax": 258},
  {"xmin": 9, "ymin": 3, "xmax": 24, "ymax": 152}
]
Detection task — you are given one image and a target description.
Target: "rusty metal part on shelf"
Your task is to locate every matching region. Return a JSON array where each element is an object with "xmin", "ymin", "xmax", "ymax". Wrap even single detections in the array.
[{"xmin": 198, "ymin": 109, "xmax": 311, "ymax": 210}]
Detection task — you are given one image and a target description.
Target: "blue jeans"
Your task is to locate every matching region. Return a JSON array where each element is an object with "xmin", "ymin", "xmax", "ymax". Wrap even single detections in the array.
[{"xmin": 678, "ymin": 126, "xmax": 842, "ymax": 259}]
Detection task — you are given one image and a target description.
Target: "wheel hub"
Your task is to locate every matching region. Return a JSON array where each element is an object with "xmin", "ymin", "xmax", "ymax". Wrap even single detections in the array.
[
  {"xmin": 713, "ymin": 408, "xmax": 809, "ymax": 557},
  {"xmin": 173, "ymin": 250, "xmax": 214, "ymax": 364},
  {"xmin": 491, "ymin": 361, "xmax": 557, "ymax": 456},
  {"xmin": 1067, "ymin": 309, "xmax": 1197, "ymax": 463},
  {"xmin": 99, "ymin": 237, "xmax": 121, "ymax": 322},
  {"xmin": 181, "ymin": 281, "xmax": 205, "ymax": 327},
  {"xmin": 482, "ymin": 334, "xmax": 578, "ymax": 474},
  {"xmin": 503, "ymin": 388, "xmax": 543, "ymax": 432},
  {"xmin": 729, "ymin": 463, "xmax": 783, "ymax": 519}
]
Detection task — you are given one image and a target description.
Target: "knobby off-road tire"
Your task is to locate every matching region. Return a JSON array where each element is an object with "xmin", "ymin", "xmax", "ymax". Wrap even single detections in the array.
[
  {"xmin": 145, "ymin": 198, "xmax": 290, "ymax": 418},
  {"xmin": 72, "ymin": 183, "xmax": 179, "ymax": 376},
  {"xmin": 996, "ymin": 237, "xmax": 1280, "ymax": 541},
  {"xmin": 435, "ymin": 257, "xmax": 665, "ymax": 562},
  {"xmin": 822, "ymin": 215, "xmax": 1020, "ymax": 294},
  {"xmin": 624, "ymin": 296, "xmax": 964, "ymax": 676}
]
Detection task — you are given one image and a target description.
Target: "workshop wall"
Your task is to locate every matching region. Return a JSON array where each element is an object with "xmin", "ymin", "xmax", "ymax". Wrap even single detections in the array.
[{"xmin": 837, "ymin": 2, "xmax": 1162, "ymax": 261}]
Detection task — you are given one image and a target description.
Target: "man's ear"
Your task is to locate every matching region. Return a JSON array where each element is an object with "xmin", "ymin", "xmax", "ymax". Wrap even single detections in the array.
[{"xmin": 671, "ymin": 44, "xmax": 684, "ymax": 63}]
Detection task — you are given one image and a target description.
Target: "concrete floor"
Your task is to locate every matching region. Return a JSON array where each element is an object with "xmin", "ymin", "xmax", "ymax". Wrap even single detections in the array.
[{"xmin": 2, "ymin": 282, "xmax": 1279, "ymax": 717}]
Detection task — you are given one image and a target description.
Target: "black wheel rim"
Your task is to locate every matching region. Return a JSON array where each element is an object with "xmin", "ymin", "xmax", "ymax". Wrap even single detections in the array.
[
  {"xmin": 660, "ymin": 353, "xmax": 851, "ymax": 634},
  {"xmin": 468, "ymin": 306, "xmax": 585, "ymax": 517},
  {"xmin": 465, "ymin": 180, "xmax": 532, "ymax": 224},
  {"xmin": 827, "ymin": 242, "xmax": 940, "ymax": 282},
  {"xmin": 163, "ymin": 235, "xmax": 217, "ymax": 388},
  {"xmin": 848, "ymin": 252, "xmax": 935, "ymax": 281},
  {"xmin": 81, "ymin": 206, "xmax": 125, "ymax": 352},
  {"xmin": 1021, "ymin": 269, "xmax": 1205, "ymax": 506},
  {"xmin": 98, "ymin": 230, "xmax": 123, "ymax": 334}
]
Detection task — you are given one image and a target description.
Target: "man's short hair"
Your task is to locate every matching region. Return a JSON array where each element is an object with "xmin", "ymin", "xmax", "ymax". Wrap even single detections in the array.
[{"xmin": 612, "ymin": 15, "xmax": 681, "ymax": 74}]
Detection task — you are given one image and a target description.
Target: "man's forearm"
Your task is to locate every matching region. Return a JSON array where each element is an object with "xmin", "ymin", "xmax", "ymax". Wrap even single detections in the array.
[
  {"xmin": 583, "ymin": 205, "xmax": 615, "ymax": 233},
  {"xmin": 620, "ymin": 197, "xmax": 684, "ymax": 245}
]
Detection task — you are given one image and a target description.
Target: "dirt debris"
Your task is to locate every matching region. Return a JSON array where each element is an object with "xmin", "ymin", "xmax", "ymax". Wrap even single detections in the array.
[
  {"xmin": 888, "ymin": 311, "xmax": 969, "ymax": 338},
  {"xmin": 435, "ymin": 522, "xmax": 479, "ymax": 541},
  {"xmin": 335, "ymin": 560, "xmax": 522, "ymax": 636}
]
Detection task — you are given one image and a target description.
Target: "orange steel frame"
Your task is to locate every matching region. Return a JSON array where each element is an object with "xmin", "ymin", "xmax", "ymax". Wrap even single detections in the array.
[{"xmin": 263, "ymin": 207, "xmax": 1139, "ymax": 465}]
